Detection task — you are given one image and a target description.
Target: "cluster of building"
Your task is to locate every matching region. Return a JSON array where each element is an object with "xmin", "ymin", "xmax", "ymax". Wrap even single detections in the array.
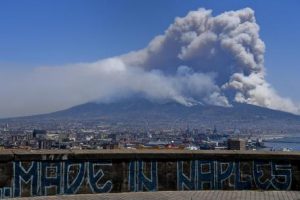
[{"xmin": 0, "ymin": 122, "xmax": 266, "ymax": 151}]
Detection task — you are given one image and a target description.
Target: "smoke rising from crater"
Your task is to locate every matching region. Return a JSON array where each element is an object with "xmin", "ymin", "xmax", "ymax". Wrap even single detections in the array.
[{"xmin": 0, "ymin": 7, "xmax": 299, "ymax": 117}]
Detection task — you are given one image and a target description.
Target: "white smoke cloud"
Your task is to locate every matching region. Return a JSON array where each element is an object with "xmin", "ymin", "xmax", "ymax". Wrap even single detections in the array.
[
  {"xmin": 121, "ymin": 7, "xmax": 300, "ymax": 114},
  {"xmin": 0, "ymin": 7, "xmax": 299, "ymax": 118}
]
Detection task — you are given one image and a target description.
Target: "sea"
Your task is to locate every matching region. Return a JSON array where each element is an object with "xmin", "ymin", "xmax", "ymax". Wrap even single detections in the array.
[{"xmin": 263, "ymin": 136, "xmax": 300, "ymax": 151}]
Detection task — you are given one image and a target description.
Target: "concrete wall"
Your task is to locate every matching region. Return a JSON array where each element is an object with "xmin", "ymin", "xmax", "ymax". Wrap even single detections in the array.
[{"xmin": 0, "ymin": 150, "xmax": 299, "ymax": 198}]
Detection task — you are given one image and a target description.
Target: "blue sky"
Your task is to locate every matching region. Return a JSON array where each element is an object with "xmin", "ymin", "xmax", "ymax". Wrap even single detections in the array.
[{"xmin": 0, "ymin": 0, "xmax": 299, "ymax": 101}]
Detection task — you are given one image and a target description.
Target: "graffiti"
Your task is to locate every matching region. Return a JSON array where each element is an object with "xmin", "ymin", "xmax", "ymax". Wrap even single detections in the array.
[
  {"xmin": 253, "ymin": 161, "xmax": 292, "ymax": 190},
  {"xmin": 87, "ymin": 161, "xmax": 113, "ymax": 193},
  {"xmin": 177, "ymin": 160, "xmax": 292, "ymax": 190},
  {"xmin": 0, "ymin": 187, "xmax": 12, "ymax": 199},
  {"xmin": 129, "ymin": 161, "xmax": 158, "ymax": 192},
  {"xmin": 63, "ymin": 161, "xmax": 85, "ymax": 195},
  {"xmin": 177, "ymin": 160, "xmax": 196, "ymax": 190},
  {"xmin": 0, "ymin": 159, "xmax": 296, "ymax": 198},
  {"xmin": 12, "ymin": 161, "xmax": 113, "ymax": 198}
]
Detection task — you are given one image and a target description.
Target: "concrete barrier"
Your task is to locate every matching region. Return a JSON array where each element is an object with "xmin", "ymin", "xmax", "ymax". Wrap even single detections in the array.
[{"xmin": 0, "ymin": 150, "xmax": 299, "ymax": 198}]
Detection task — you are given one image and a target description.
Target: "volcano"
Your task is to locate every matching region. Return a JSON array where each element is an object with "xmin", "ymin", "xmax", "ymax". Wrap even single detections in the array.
[{"xmin": 4, "ymin": 98, "xmax": 300, "ymax": 132}]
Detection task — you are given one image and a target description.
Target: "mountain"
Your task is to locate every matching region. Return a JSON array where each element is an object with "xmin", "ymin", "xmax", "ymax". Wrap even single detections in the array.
[{"xmin": 5, "ymin": 98, "xmax": 300, "ymax": 132}]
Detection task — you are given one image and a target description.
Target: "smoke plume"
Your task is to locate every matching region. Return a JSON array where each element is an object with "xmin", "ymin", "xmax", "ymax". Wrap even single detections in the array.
[{"xmin": 1, "ymin": 7, "xmax": 299, "ymax": 117}]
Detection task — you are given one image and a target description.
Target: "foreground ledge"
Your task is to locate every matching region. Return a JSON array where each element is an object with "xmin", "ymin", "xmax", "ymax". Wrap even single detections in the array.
[
  {"xmin": 11, "ymin": 190, "xmax": 300, "ymax": 200},
  {"xmin": 0, "ymin": 149, "xmax": 300, "ymax": 198}
]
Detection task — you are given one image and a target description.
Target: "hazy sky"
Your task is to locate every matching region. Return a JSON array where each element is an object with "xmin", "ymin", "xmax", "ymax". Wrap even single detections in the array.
[{"xmin": 0, "ymin": 0, "xmax": 299, "ymax": 117}]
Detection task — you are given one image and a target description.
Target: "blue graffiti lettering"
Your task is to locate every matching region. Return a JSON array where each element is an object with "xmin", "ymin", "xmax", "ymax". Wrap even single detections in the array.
[
  {"xmin": 87, "ymin": 162, "xmax": 113, "ymax": 193},
  {"xmin": 177, "ymin": 161, "xmax": 196, "ymax": 190},
  {"xmin": 63, "ymin": 161, "xmax": 86, "ymax": 194},
  {"xmin": 13, "ymin": 161, "xmax": 39, "ymax": 197},
  {"xmin": 235, "ymin": 161, "xmax": 252, "ymax": 189},
  {"xmin": 216, "ymin": 162, "xmax": 234, "ymax": 189},
  {"xmin": 253, "ymin": 161, "xmax": 292, "ymax": 190},
  {"xmin": 41, "ymin": 162, "xmax": 61, "ymax": 195},
  {"xmin": 128, "ymin": 161, "xmax": 158, "ymax": 192},
  {"xmin": 197, "ymin": 161, "xmax": 215, "ymax": 189}
]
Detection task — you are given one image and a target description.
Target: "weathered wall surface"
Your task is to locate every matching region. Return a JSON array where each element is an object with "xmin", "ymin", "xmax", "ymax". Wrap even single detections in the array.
[{"xmin": 0, "ymin": 150, "xmax": 299, "ymax": 198}]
